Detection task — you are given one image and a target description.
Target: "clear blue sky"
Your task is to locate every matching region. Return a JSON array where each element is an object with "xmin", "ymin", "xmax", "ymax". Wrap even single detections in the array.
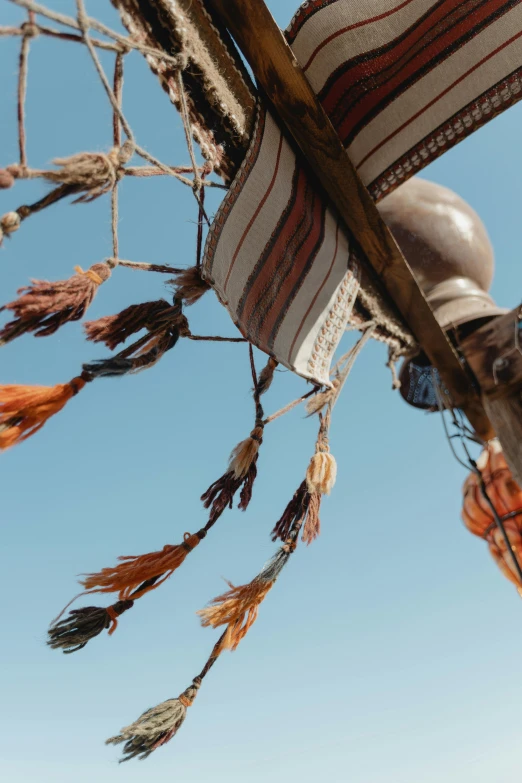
[{"xmin": 1, "ymin": 2, "xmax": 522, "ymax": 781}]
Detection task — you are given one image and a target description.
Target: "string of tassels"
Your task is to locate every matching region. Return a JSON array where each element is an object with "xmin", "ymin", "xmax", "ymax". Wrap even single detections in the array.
[
  {"xmin": 198, "ymin": 517, "xmax": 301, "ymax": 649},
  {"xmin": 0, "ymin": 145, "xmax": 135, "ymax": 246},
  {"xmin": 201, "ymin": 351, "xmax": 277, "ymax": 521},
  {"xmin": 48, "ymin": 352, "xmax": 280, "ymax": 652},
  {"xmin": 46, "ymin": 330, "xmax": 371, "ymax": 650},
  {"xmin": 273, "ymin": 324, "xmax": 376, "ymax": 546},
  {"xmin": 106, "ymin": 632, "xmax": 227, "ymax": 762},
  {"xmin": 107, "ymin": 515, "xmax": 303, "ymax": 762}
]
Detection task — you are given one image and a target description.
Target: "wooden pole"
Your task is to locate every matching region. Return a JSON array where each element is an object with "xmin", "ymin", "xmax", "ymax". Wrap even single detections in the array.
[
  {"xmin": 207, "ymin": 0, "xmax": 493, "ymax": 441},
  {"xmin": 460, "ymin": 308, "xmax": 522, "ymax": 484}
]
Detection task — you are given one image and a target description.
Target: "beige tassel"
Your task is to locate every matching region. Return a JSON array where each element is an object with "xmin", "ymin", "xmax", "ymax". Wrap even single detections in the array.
[
  {"xmin": 306, "ymin": 451, "xmax": 337, "ymax": 495},
  {"xmin": 228, "ymin": 425, "xmax": 263, "ymax": 480}
]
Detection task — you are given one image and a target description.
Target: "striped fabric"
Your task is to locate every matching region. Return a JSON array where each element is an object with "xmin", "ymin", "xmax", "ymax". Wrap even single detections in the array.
[{"xmin": 203, "ymin": 0, "xmax": 522, "ymax": 385}]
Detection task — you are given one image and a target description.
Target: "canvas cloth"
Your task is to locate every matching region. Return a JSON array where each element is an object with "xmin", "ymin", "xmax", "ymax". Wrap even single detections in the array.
[{"xmin": 203, "ymin": 0, "xmax": 522, "ymax": 386}]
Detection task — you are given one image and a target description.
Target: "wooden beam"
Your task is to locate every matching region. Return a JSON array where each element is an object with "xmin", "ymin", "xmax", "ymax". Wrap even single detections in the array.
[
  {"xmin": 207, "ymin": 0, "xmax": 493, "ymax": 440},
  {"xmin": 459, "ymin": 307, "xmax": 522, "ymax": 399},
  {"xmin": 460, "ymin": 308, "xmax": 522, "ymax": 484}
]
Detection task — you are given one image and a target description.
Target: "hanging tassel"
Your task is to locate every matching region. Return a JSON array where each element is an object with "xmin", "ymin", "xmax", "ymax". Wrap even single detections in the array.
[
  {"xmin": 107, "ymin": 632, "xmax": 226, "ymax": 762},
  {"xmin": 201, "ymin": 423, "xmax": 264, "ymax": 521},
  {"xmin": 256, "ymin": 357, "xmax": 278, "ymax": 395},
  {"xmin": 0, "ymin": 263, "xmax": 113, "ymax": 343},
  {"xmin": 301, "ymin": 492, "xmax": 322, "ymax": 545},
  {"xmin": 83, "ymin": 327, "xmax": 181, "ymax": 378},
  {"xmin": 84, "ymin": 299, "xmax": 182, "ymax": 350},
  {"xmin": 198, "ymin": 531, "xmax": 298, "ymax": 651},
  {"xmin": 80, "ymin": 531, "xmax": 205, "ymax": 600},
  {"xmin": 107, "ymin": 678, "xmax": 201, "ymax": 762},
  {"xmin": 0, "ymin": 371, "xmax": 90, "ymax": 450},
  {"xmin": 228, "ymin": 425, "xmax": 264, "ymax": 479},
  {"xmin": 202, "ymin": 352, "xmax": 275, "ymax": 520},
  {"xmin": 169, "ymin": 266, "xmax": 210, "ymax": 305},
  {"xmin": 50, "ymin": 508, "xmax": 223, "ymax": 653},
  {"xmin": 271, "ymin": 480, "xmax": 322, "ymax": 546},
  {"xmin": 306, "ymin": 451, "xmax": 337, "ymax": 495},
  {"xmin": 47, "ymin": 599, "xmax": 134, "ymax": 654}
]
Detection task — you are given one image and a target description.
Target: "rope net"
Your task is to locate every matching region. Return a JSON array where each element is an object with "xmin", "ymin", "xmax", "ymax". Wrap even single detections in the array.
[{"xmin": 0, "ymin": 0, "xmax": 401, "ymax": 763}]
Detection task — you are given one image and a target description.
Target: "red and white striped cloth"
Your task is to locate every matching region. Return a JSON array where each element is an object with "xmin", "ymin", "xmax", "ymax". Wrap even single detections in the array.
[{"xmin": 203, "ymin": 0, "xmax": 522, "ymax": 385}]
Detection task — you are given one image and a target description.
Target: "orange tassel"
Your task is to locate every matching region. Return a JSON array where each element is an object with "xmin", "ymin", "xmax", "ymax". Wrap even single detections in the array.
[
  {"xmin": 198, "ymin": 579, "xmax": 273, "ymax": 651},
  {"xmin": 81, "ymin": 532, "xmax": 203, "ymax": 600},
  {"xmin": 198, "ymin": 535, "xmax": 295, "ymax": 651},
  {"xmin": 0, "ymin": 373, "xmax": 88, "ymax": 450}
]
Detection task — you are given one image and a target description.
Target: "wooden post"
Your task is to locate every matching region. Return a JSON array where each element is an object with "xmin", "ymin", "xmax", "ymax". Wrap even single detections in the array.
[
  {"xmin": 206, "ymin": 0, "xmax": 493, "ymax": 441},
  {"xmin": 460, "ymin": 308, "xmax": 522, "ymax": 484}
]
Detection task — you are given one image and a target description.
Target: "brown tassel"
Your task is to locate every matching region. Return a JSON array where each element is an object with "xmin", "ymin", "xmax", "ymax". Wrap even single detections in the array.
[
  {"xmin": 169, "ymin": 266, "xmax": 210, "ymax": 305},
  {"xmin": 201, "ymin": 426, "xmax": 263, "ymax": 522},
  {"xmin": 271, "ymin": 481, "xmax": 308, "ymax": 542},
  {"xmin": 301, "ymin": 491, "xmax": 322, "ymax": 545},
  {"xmin": 47, "ymin": 600, "xmax": 133, "ymax": 654},
  {"xmin": 0, "ymin": 372, "xmax": 90, "ymax": 450},
  {"xmin": 202, "ymin": 436, "xmax": 263, "ymax": 517},
  {"xmin": 83, "ymin": 327, "xmax": 181, "ymax": 378},
  {"xmin": 202, "ymin": 352, "xmax": 273, "ymax": 520},
  {"xmin": 256, "ymin": 357, "xmax": 278, "ymax": 395},
  {"xmin": 201, "ymin": 472, "xmax": 244, "ymax": 523},
  {"xmin": 271, "ymin": 480, "xmax": 322, "ymax": 546},
  {"xmin": 84, "ymin": 299, "xmax": 183, "ymax": 350},
  {"xmin": 80, "ymin": 531, "xmax": 205, "ymax": 600},
  {"xmin": 0, "ymin": 263, "xmax": 112, "ymax": 343}
]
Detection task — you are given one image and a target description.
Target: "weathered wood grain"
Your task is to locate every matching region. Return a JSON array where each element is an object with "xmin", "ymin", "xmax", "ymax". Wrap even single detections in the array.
[{"xmin": 460, "ymin": 308, "xmax": 522, "ymax": 399}]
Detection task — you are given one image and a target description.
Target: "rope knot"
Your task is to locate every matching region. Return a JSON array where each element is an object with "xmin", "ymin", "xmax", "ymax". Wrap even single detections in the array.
[
  {"xmin": 116, "ymin": 140, "xmax": 135, "ymax": 167},
  {"xmin": 74, "ymin": 263, "xmax": 111, "ymax": 285},
  {"xmin": 21, "ymin": 20, "xmax": 39, "ymax": 38},
  {"xmin": 45, "ymin": 150, "xmax": 124, "ymax": 202},
  {"xmin": 179, "ymin": 677, "xmax": 201, "ymax": 708},
  {"xmin": 0, "ymin": 169, "xmax": 16, "ymax": 190},
  {"xmin": 0, "ymin": 211, "xmax": 21, "ymax": 235},
  {"xmin": 250, "ymin": 423, "xmax": 264, "ymax": 442}
]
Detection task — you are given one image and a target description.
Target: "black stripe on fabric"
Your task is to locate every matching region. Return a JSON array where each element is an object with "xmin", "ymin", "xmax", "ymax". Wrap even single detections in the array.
[
  {"xmin": 320, "ymin": 0, "xmax": 519, "ymax": 146},
  {"xmin": 268, "ymin": 184, "xmax": 327, "ymax": 350}
]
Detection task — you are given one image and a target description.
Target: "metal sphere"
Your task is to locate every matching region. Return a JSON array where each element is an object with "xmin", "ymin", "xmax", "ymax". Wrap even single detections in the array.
[{"xmin": 377, "ymin": 177, "xmax": 505, "ymax": 329}]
